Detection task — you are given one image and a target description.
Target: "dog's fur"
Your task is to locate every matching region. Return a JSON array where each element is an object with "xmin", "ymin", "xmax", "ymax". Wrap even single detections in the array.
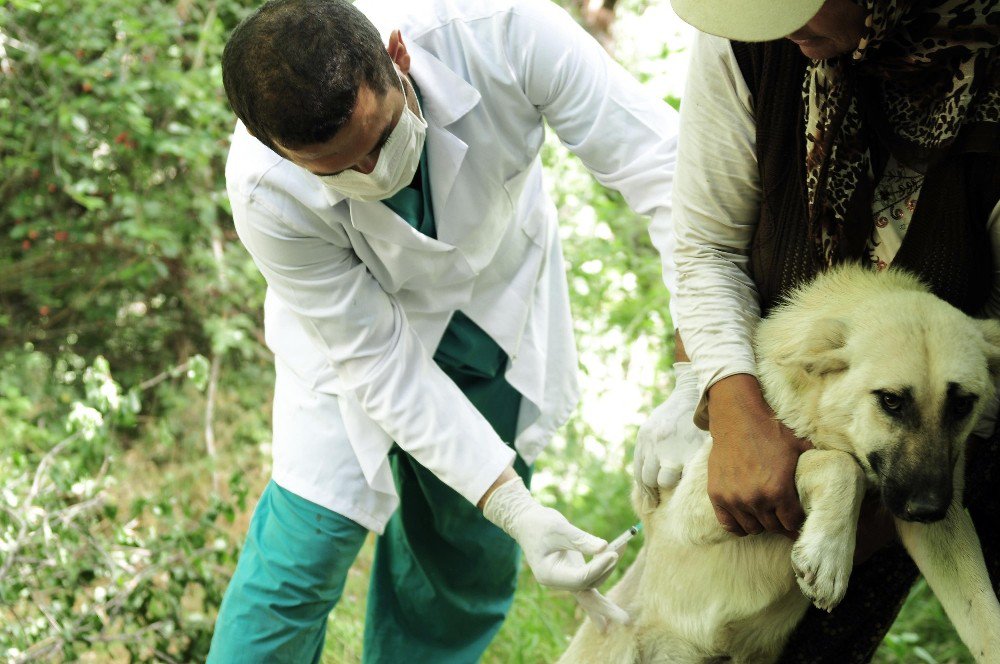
[{"xmin": 560, "ymin": 266, "xmax": 1000, "ymax": 664}]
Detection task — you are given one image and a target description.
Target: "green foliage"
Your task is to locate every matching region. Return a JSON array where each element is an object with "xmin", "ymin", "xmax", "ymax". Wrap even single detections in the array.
[
  {"xmin": 0, "ymin": 1, "xmax": 270, "ymax": 660},
  {"xmin": 879, "ymin": 580, "xmax": 973, "ymax": 664},
  {"xmin": 0, "ymin": 0, "xmax": 261, "ymax": 382}
]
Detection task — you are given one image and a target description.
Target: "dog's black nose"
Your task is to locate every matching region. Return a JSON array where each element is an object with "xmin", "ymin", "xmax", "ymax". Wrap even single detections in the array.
[{"xmin": 902, "ymin": 495, "xmax": 948, "ymax": 523}]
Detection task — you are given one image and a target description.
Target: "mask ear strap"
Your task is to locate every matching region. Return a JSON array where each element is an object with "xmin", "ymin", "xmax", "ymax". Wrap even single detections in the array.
[
  {"xmin": 396, "ymin": 69, "xmax": 423, "ymax": 122},
  {"xmin": 393, "ymin": 65, "xmax": 407, "ymax": 99}
]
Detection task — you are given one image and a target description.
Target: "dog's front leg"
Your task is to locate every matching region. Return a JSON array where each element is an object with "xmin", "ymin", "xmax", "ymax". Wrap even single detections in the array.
[
  {"xmin": 897, "ymin": 505, "xmax": 1000, "ymax": 663},
  {"xmin": 791, "ymin": 449, "xmax": 865, "ymax": 612}
]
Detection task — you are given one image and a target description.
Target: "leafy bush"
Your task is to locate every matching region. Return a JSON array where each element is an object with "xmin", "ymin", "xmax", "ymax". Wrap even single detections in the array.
[
  {"xmin": 0, "ymin": 0, "xmax": 261, "ymax": 380},
  {"xmin": 1, "ymin": 1, "xmax": 266, "ymax": 660}
]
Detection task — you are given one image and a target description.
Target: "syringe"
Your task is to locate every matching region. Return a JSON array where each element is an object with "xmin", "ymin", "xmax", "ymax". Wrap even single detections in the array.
[{"xmin": 606, "ymin": 522, "xmax": 642, "ymax": 552}]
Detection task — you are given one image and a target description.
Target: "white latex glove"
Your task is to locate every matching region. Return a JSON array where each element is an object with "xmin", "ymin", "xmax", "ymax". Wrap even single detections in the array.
[
  {"xmin": 483, "ymin": 477, "xmax": 620, "ymax": 591},
  {"xmin": 633, "ymin": 361, "xmax": 706, "ymax": 506}
]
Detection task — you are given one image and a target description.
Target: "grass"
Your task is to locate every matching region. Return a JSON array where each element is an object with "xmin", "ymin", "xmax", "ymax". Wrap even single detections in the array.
[{"xmin": 879, "ymin": 580, "xmax": 973, "ymax": 664}]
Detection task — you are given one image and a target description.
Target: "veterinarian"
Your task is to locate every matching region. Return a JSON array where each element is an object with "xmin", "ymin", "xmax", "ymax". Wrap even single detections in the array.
[
  {"xmin": 208, "ymin": 0, "xmax": 679, "ymax": 661},
  {"xmin": 632, "ymin": 0, "xmax": 1000, "ymax": 660}
]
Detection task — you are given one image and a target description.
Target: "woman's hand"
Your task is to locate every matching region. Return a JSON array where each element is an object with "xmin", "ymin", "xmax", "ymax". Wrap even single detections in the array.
[{"xmin": 706, "ymin": 374, "xmax": 812, "ymax": 537}]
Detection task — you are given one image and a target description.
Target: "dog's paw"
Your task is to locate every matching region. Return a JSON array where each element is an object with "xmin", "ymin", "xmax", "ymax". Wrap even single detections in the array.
[{"xmin": 790, "ymin": 530, "xmax": 853, "ymax": 612}]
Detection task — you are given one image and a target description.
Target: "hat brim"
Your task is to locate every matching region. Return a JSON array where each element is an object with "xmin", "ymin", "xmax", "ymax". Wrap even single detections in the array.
[{"xmin": 670, "ymin": 0, "xmax": 826, "ymax": 42}]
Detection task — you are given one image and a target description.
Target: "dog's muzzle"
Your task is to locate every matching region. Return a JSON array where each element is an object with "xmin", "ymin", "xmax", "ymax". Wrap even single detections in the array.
[{"xmin": 884, "ymin": 481, "xmax": 952, "ymax": 523}]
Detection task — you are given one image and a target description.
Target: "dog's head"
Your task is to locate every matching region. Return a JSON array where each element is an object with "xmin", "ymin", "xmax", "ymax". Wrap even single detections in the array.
[{"xmin": 757, "ymin": 269, "xmax": 1000, "ymax": 523}]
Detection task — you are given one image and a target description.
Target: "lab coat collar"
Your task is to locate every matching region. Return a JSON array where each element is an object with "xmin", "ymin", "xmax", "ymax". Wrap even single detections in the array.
[
  {"xmin": 406, "ymin": 42, "xmax": 481, "ymax": 128},
  {"xmin": 408, "ymin": 42, "xmax": 477, "ymax": 217}
]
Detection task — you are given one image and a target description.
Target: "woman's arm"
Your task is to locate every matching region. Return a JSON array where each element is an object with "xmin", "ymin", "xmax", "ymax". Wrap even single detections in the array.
[{"xmin": 672, "ymin": 34, "xmax": 809, "ymax": 537}]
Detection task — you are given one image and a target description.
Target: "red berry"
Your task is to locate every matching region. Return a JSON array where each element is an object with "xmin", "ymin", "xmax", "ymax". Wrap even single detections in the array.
[
  {"xmin": 54, "ymin": 230, "xmax": 69, "ymax": 242},
  {"xmin": 38, "ymin": 305, "xmax": 50, "ymax": 317},
  {"xmin": 22, "ymin": 240, "xmax": 31, "ymax": 250}
]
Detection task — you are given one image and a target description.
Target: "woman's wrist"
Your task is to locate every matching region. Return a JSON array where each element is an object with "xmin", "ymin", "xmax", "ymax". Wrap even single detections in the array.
[
  {"xmin": 706, "ymin": 374, "xmax": 774, "ymax": 442},
  {"xmin": 673, "ymin": 329, "xmax": 690, "ymax": 363},
  {"xmin": 707, "ymin": 373, "xmax": 769, "ymax": 414}
]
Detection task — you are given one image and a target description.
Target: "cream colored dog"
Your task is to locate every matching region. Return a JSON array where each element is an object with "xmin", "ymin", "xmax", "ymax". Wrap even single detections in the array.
[{"xmin": 560, "ymin": 266, "xmax": 1000, "ymax": 664}]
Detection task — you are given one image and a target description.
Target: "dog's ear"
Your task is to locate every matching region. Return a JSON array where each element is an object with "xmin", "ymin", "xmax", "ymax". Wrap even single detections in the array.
[
  {"xmin": 976, "ymin": 318, "xmax": 1000, "ymax": 380},
  {"xmin": 780, "ymin": 317, "xmax": 850, "ymax": 377}
]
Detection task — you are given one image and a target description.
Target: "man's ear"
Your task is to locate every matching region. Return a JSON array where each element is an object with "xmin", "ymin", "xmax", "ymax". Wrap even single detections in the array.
[{"xmin": 387, "ymin": 29, "xmax": 411, "ymax": 74}]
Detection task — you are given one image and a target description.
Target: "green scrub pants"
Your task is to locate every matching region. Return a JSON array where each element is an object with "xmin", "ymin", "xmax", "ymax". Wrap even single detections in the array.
[{"xmin": 208, "ymin": 344, "xmax": 528, "ymax": 663}]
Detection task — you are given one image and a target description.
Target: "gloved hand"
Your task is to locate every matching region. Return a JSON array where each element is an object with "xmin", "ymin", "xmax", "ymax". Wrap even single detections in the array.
[
  {"xmin": 482, "ymin": 477, "xmax": 619, "ymax": 591},
  {"xmin": 633, "ymin": 361, "xmax": 706, "ymax": 506}
]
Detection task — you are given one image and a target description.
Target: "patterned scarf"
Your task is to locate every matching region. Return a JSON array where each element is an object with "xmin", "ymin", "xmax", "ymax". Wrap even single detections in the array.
[{"xmin": 803, "ymin": 0, "xmax": 1000, "ymax": 266}]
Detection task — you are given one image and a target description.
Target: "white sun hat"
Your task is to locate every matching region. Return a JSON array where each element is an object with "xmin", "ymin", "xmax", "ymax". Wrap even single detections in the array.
[{"xmin": 670, "ymin": 0, "xmax": 826, "ymax": 41}]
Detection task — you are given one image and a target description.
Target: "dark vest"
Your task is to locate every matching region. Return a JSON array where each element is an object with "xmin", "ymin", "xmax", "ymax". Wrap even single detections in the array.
[{"xmin": 730, "ymin": 40, "xmax": 1000, "ymax": 316}]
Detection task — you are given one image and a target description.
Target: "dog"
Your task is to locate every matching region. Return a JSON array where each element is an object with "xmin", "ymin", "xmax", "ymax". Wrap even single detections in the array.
[{"xmin": 559, "ymin": 265, "xmax": 1000, "ymax": 664}]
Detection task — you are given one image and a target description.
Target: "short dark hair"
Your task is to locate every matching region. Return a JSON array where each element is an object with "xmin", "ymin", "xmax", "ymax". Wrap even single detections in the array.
[{"xmin": 222, "ymin": 0, "xmax": 397, "ymax": 151}]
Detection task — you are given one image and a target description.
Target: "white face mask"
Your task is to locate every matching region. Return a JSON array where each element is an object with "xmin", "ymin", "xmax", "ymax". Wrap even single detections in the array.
[{"xmin": 320, "ymin": 70, "xmax": 427, "ymax": 202}]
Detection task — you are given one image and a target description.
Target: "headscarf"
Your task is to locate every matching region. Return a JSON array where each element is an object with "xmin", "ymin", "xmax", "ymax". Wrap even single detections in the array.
[{"xmin": 803, "ymin": 0, "xmax": 1000, "ymax": 266}]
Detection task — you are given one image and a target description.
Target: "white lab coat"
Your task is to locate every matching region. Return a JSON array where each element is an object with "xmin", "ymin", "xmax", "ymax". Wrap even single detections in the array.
[{"xmin": 226, "ymin": 0, "xmax": 679, "ymax": 533}]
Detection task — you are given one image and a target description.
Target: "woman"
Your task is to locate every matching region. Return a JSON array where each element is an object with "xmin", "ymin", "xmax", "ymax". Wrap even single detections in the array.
[{"xmin": 636, "ymin": 0, "xmax": 1000, "ymax": 659}]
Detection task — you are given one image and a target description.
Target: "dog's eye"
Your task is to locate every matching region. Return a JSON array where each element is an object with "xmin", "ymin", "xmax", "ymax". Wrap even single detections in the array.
[
  {"xmin": 877, "ymin": 391, "xmax": 904, "ymax": 415},
  {"xmin": 950, "ymin": 396, "xmax": 976, "ymax": 418}
]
